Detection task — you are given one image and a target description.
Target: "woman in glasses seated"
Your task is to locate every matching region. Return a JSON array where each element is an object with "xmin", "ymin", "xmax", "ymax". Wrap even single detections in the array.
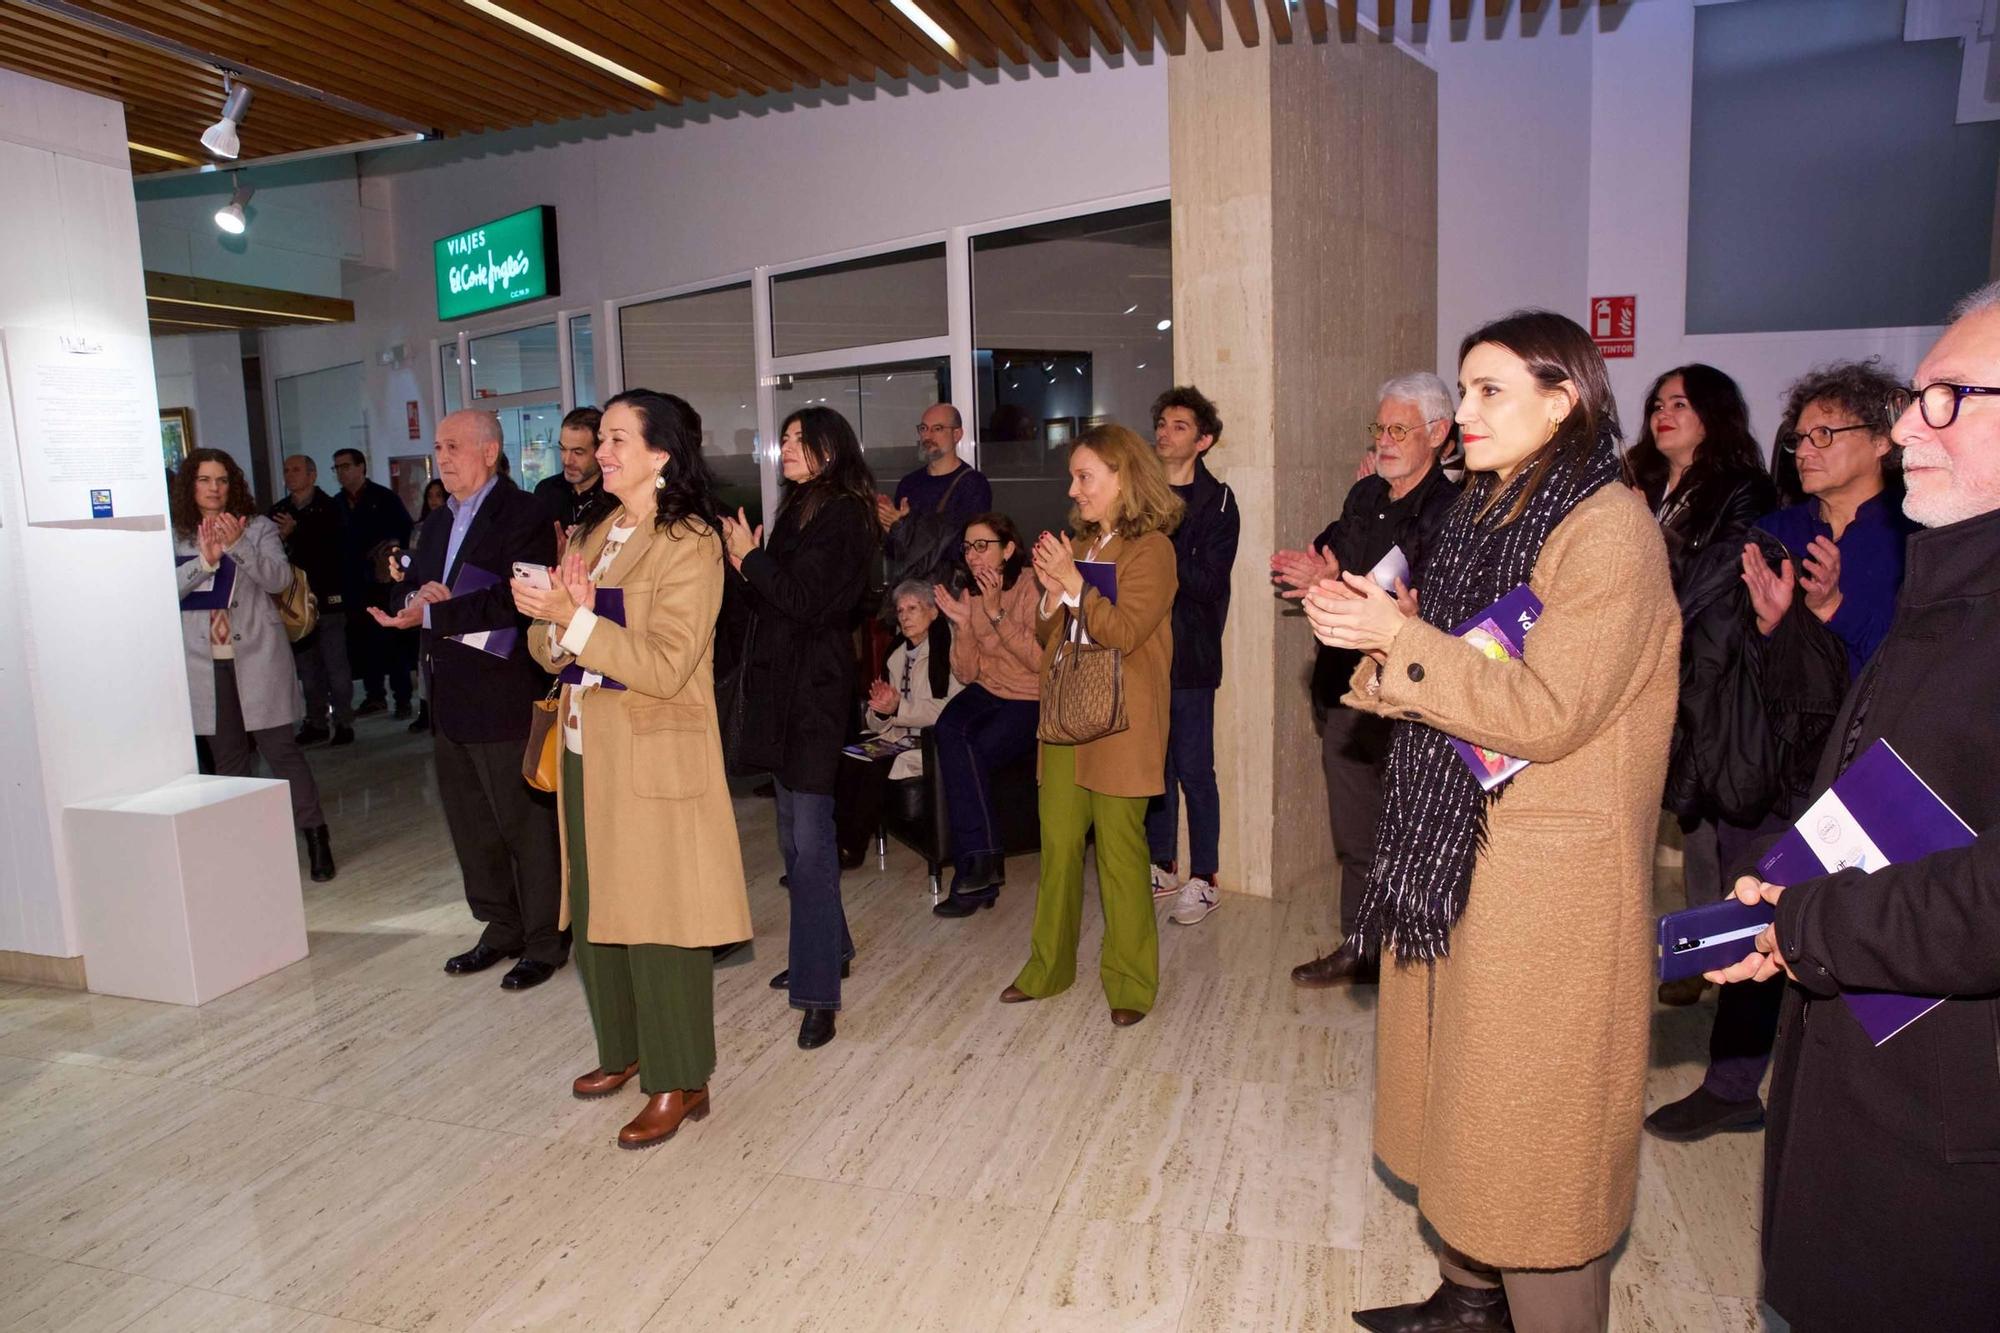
[
  {"xmin": 833, "ymin": 580, "xmax": 962, "ymax": 867},
  {"xmin": 928, "ymin": 512, "xmax": 1042, "ymax": 917}
]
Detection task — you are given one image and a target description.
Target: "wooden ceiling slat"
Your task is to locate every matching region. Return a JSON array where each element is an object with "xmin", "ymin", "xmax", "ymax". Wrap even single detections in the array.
[
  {"xmin": 1026, "ymin": 0, "xmax": 1092, "ymax": 59},
  {"xmin": 700, "ymin": 0, "xmax": 873, "ymax": 85},
  {"xmin": 1412, "ymin": 0, "xmax": 1431, "ymax": 22},
  {"xmin": 471, "ymin": 0, "xmax": 694, "ymax": 103},
  {"xmin": 826, "ymin": 0, "xmax": 962, "ymax": 76},
  {"xmin": 663, "ymin": 3, "xmax": 821, "ymax": 91},
  {"xmin": 1487, "ymin": 0, "xmax": 1507, "ymax": 17},
  {"xmin": 985, "ymin": 0, "xmax": 1060, "ymax": 64},
  {"xmin": 943, "ymin": 0, "xmax": 1036, "ymax": 64},
  {"xmin": 1452, "ymin": 0, "xmax": 1473, "ymax": 20},
  {"xmin": 776, "ymin": 1, "xmax": 913, "ymax": 82},
  {"xmin": 1223, "ymin": 0, "xmax": 1260, "ymax": 47},
  {"xmin": 916, "ymin": 0, "xmax": 1006, "ymax": 66},
  {"xmin": 1186, "ymin": 0, "xmax": 1225, "ymax": 52},
  {"xmin": 1143, "ymin": 0, "xmax": 1189, "ymax": 56},
  {"xmin": 1070, "ymin": 0, "xmax": 1128, "ymax": 55},
  {"xmin": 1379, "ymin": 0, "xmax": 1395, "ymax": 29},
  {"xmin": 1098, "ymin": 0, "xmax": 1151, "ymax": 53},
  {"xmin": 1260, "ymin": 0, "xmax": 1292, "ymax": 43},
  {"xmin": 1297, "ymin": 0, "xmax": 1328, "ymax": 39},
  {"xmin": 584, "ymin": 2, "xmax": 770, "ymax": 97},
  {"xmin": 1339, "ymin": 0, "xmax": 1359, "ymax": 38}
]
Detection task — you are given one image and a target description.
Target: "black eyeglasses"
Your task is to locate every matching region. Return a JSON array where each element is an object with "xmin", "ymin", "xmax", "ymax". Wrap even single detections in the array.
[
  {"xmin": 1901, "ymin": 381, "xmax": 2000, "ymax": 430},
  {"xmin": 1780, "ymin": 423, "xmax": 1871, "ymax": 454},
  {"xmin": 961, "ymin": 538, "xmax": 1003, "ymax": 555}
]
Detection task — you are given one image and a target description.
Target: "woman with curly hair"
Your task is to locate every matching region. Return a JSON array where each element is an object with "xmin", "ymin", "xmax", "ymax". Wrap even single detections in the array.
[
  {"xmin": 171, "ymin": 448, "xmax": 334, "ymax": 881},
  {"xmin": 999, "ymin": 424, "xmax": 1182, "ymax": 1026},
  {"xmin": 516, "ymin": 389, "xmax": 750, "ymax": 1148}
]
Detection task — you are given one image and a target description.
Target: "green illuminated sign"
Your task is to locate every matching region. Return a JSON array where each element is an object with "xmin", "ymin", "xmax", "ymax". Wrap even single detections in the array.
[{"xmin": 434, "ymin": 206, "xmax": 560, "ymax": 321}]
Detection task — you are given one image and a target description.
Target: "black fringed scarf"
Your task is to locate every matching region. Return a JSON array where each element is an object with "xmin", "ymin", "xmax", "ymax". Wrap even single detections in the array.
[{"xmin": 1349, "ymin": 428, "xmax": 1624, "ymax": 963}]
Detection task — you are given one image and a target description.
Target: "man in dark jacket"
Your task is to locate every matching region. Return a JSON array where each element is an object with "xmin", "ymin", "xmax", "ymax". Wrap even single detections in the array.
[
  {"xmin": 269, "ymin": 454, "xmax": 353, "ymax": 745},
  {"xmin": 1707, "ymin": 290, "xmax": 2000, "ymax": 1332},
  {"xmin": 1143, "ymin": 386, "xmax": 1239, "ymax": 927},
  {"xmin": 531, "ymin": 406, "xmax": 604, "ymax": 531},
  {"xmin": 332, "ymin": 447, "xmax": 415, "ymax": 718},
  {"xmin": 1273, "ymin": 372, "xmax": 1461, "ymax": 986},
  {"xmin": 373, "ymin": 410, "xmax": 562, "ymax": 991}
]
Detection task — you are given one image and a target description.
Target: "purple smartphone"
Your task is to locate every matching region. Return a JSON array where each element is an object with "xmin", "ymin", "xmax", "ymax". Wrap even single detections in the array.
[{"xmin": 1657, "ymin": 897, "xmax": 1775, "ymax": 982}]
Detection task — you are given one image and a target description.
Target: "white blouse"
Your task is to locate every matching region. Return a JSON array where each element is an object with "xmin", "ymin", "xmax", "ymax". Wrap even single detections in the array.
[{"xmin": 553, "ymin": 522, "xmax": 637, "ymax": 756}]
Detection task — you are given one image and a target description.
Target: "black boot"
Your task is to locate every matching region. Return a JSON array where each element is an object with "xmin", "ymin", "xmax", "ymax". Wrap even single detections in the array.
[
  {"xmin": 304, "ymin": 826, "xmax": 336, "ymax": 883},
  {"xmin": 407, "ymin": 702, "xmax": 430, "ymax": 734},
  {"xmin": 797, "ymin": 1009, "xmax": 836, "ymax": 1050},
  {"xmin": 1352, "ymin": 1277, "xmax": 1513, "ymax": 1332},
  {"xmin": 933, "ymin": 886, "xmax": 998, "ymax": 918},
  {"xmin": 949, "ymin": 852, "xmax": 1004, "ymax": 896}
]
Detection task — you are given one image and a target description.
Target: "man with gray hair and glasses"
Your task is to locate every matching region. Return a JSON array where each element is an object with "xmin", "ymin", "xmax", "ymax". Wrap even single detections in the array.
[
  {"xmin": 1703, "ymin": 285, "xmax": 2000, "ymax": 1332},
  {"xmin": 1271, "ymin": 371, "xmax": 1460, "ymax": 987}
]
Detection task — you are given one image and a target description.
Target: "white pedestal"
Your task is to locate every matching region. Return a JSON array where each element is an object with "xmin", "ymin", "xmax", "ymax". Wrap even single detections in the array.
[{"xmin": 66, "ymin": 775, "xmax": 308, "ymax": 1005}]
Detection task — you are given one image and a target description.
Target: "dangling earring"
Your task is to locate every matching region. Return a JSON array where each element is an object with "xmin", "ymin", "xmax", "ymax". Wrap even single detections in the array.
[{"xmin": 655, "ymin": 472, "xmax": 666, "ymax": 490}]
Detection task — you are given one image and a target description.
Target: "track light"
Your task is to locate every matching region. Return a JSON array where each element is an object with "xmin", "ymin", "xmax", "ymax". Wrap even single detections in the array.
[
  {"xmin": 214, "ymin": 175, "xmax": 254, "ymax": 234},
  {"xmin": 201, "ymin": 80, "xmax": 254, "ymax": 160}
]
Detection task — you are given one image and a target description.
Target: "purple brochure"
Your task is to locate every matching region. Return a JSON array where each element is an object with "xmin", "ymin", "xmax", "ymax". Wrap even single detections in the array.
[
  {"xmin": 1444, "ymin": 585, "xmax": 1543, "ymax": 791},
  {"xmin": 1076, "ymin": 559, "xmax": 1118, "ymax": 603},
  {"xmin": 1756, "ymin": 740, "xmax": 1975, "ymax": 1045},
  {"xmin": 443, "ymin": 564, "xmax": 519, "ymax": 659},
  {"xmin": 177, "ymin": 554, "xmax": 236, "ymax": 610},
  {"xmin": 558, "ymin": 589, "xmax": 627, "ymax": 690}
]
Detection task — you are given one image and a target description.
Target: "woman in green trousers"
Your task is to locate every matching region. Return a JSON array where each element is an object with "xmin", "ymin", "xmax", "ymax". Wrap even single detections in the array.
[
  {"xmin": 1000, "ymin": 423, "xmax": 1182, "ymax": 1026},
  {"xmin": 516, "ymin": 388, "xmax": 751, "ymax": 1149}
]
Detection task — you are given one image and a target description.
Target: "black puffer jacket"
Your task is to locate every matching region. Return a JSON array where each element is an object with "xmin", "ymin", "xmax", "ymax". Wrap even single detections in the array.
[
  {"xmin": 1656, "ymin": 466, "xmax": 1776, "ymax": 590},
  {"xmin": 1663, "ymin": 531, "xmax": 1847, "ymax": 825}
]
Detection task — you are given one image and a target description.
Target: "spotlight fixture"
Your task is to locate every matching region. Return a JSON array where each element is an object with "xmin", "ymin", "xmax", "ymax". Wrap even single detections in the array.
[
  {"xmin": 213, "ymin": 175, "xmax": 254, "ymax": 235},
  {"xmin": 1156, "ymin": 318, "xmax": 1172, "ymax": 331},
  {"xmin": 201, "ymin": 78, "xmax": 254, "ymax": 160},
  {"xmin": 1122, "ymin": 303, "xmax": 1138, "ymax": 315}
]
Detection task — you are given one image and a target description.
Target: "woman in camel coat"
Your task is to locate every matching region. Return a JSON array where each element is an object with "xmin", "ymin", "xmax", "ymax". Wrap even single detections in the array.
[
  {"xmin": 1308, "ymin": 313, "xmax": 1678, "ymax": 1333},
  {"xmin": 518, "ymin": 389, "xmax": 749, "ymax": 1151}
]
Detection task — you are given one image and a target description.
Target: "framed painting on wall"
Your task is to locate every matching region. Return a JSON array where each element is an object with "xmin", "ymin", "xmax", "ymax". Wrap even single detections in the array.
[
  {"xmin": 160, "ymin": 407, "xmax": 194, "ymax": 472},
  {"xmin": 1043, "ymin": 416, "xmax": 1076, "ymax": 448}
]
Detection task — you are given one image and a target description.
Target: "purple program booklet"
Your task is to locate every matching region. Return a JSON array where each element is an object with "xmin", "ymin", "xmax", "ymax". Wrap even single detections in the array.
[
  {"xmin": 176, "ymin": 554, "xmax": 236, "ymax": 610},
  {"xmin": 443, "ymin": 564, "xmax": 520, "ymax": 659},
  {"xmin": 557, "ymin": 589, "xmax": 627, "ymax": 690},
  {"xmin": 1445, "ymin": 584, "xmax": 1543, "ymax": 791},
  {"xmin": 1076, "ymin": 559, "xmax": 1117, "ymax": 603},
  {"xmin": 1756, "ymin": 739, "xmax": 1975, "ymax": 1046}
]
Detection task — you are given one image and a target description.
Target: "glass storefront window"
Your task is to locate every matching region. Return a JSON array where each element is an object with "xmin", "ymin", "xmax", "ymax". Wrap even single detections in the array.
[
  {"xmin": 770, "ymin": 243, "xmax": 948, "ymax": 357},
  {"xmin": 441, "ymin": 344, "xmax": 463, "ymax": 414},
  {"xmin": 470, "ymin": 322, "xmax": 559, "ymax": 400},
  {"xmin": 618, "ymin": 282, "xmax": 762, "ymax": 524},
  {"xmin": 276, "ymin": 361, "xmax": 367, "ymax": 485},
  {"xmin": 972, "ymin": 203, "xmax": 1173, "ymax": 538},
  {"xmin": 772, "ymin": 358, "xmax": 951, "ymax": 491},
  {"xmin": 496, "ymin": 402, "xmax": 563, "ymax": 490},
  {"xmin": 569, "ymin": 314, "xmax": 597, "ymax": 408}
]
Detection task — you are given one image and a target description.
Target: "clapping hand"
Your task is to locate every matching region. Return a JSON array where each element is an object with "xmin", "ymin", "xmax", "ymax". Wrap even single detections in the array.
[
  {"xmin": 1302, "ymin": 571, "xmax": 1411, "ymax": 661},
  {"xmin": 867, "ymin": 678, "xmax": 899, "ymax": 716},
  {"xmin": 933, "ymin": 583, "xmax": 974, "ymax": 626},
  {"xmin": 368, "ymin": 580, "xmax": 444, "ymax": 631},
  {"xmin": 875, "ymin": 494, "xmax": 910, "ymax": 532},
  {"xmin": 972, "ymin": 563, "xmax": 1005, "ymax": 615},
  {"xmin": 1703, "ymin": 877, "xmax": 1796, "ymax": 984},
  {"xmin": 1741, "ymin": 541, "xmax": 1794, "ymax": 637},
  {"xmin": 1799, "ymin": 536, "xmax": 1843, "ymax": 623},
  {"xmin": 720, "ymin": 507, "xmax": 763, "ymax": 571},
  {"xmin": 1271, "ymin": 544, "xmax": 1339, "ymax": 600},
  {"xmin": 1031, "ymin": 531, "xmax": 1082, "ymax": 600},
  {"xmin": 197, "ymin": 513, "xmax": 246, "ymax": 565},
  {"xmin": 271, "ymin": 511, "xmax": 297, "ymax": 541},
  {"xmin": 511, "ymin": 551, "xmax": 593, "ymax": 629}
]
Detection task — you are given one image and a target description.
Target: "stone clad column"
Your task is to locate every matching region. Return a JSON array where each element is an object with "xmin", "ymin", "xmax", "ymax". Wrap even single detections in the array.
[{"xmin": 1169, "ymin": 29, "xmax": 1437, "ymax": 899}]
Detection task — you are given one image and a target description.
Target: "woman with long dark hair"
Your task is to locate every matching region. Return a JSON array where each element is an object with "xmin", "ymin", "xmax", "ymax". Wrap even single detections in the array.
[
  {"xmin": 718, "ymin": 405, "xmax": 878, "ymax": 1050},
  {"xmin": 516, "ymin": 389, "xmax": 750, "ymax": 1149},
  {"xmin": 1305, "ymin": 312, "xmax": 1678, "ymax": 1331},
  {"xmin": 172, "ymin": 448, "xmax": 334, "ymax": 882},
  {"xmin": 1624, "ymin": 363, "xmax": 1774, "ymax": 578}
]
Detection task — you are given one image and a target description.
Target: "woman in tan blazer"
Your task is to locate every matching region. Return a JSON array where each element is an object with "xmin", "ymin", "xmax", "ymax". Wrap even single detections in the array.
[
  {"xmin": 516, "ymin": 389, "xmax": 750, "ymax": 1151},
  {"xmin": 1000, "ymin": 423, "xmax": 1182, "ymax": 1026},
  {"xmin": 1306, "ymin": 313, "xmax": 1678, "ymax": 1333}
]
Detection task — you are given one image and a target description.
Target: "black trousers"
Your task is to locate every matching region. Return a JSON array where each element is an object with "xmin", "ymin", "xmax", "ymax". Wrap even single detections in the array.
[
  {"xmin": 346, "ymin": 591, "xmax": 413, "ymax": 705},
  {"xmin": 208, "ymin": 661, "xmax": 325, "ymax": 830},
  {"xmin": 433, "ymin": 729, "xmax": 565, "ymax": 965},
  {"xmin": 1319, "ymin": 703, "xmax": 1392, "ymax": 938}
]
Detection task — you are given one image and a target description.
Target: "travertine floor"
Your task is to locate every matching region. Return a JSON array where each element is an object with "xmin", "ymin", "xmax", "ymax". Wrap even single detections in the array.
[{"xmin": 0, "ymin": 716, "xmax": 1780, "ymax": 1331}]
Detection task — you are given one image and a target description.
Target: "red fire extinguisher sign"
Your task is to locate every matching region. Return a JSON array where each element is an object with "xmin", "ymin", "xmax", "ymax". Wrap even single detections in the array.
[{"xmin": 1590, "ymin": 296, "xmax": 1636, "ymax": 359}]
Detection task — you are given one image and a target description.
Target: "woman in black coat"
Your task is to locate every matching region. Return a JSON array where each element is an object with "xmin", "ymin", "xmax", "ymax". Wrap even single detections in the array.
[
  {"xmin": 1624, "ymin": 364, "xmax": 1778, "ymax": 1005},
  {"xmin": 720, "ymin": 407, "xmax": 877, "ymax": 1051}
]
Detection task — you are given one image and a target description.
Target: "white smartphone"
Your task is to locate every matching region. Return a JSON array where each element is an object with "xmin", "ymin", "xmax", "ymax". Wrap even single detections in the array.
[{"xmin": 512, "ymin": 561, "xmax": 552, "ymax": 590}]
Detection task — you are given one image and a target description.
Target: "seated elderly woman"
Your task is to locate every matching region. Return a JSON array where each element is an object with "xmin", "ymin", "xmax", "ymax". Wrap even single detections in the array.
[{"xmin": 835, "ymin": 580, "xmax": 962, "ymax": 866}]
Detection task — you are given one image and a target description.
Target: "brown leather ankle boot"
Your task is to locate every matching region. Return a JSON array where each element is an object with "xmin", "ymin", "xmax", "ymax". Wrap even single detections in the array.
[{"xmin": 617, "ymin": 1087, "xmax": 710, "ymax": 1148}]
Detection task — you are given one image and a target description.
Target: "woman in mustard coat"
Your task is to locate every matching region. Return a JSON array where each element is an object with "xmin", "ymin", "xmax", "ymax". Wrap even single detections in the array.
[{"xmin": 517, "ymin": 389, "xmax": 750, "ymax": 1150}]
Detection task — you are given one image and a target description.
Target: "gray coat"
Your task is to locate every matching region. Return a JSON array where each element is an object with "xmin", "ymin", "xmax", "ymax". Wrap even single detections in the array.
[{"xmin": 176, "ymin": 515, "xmax": 303, "ymax": 734}]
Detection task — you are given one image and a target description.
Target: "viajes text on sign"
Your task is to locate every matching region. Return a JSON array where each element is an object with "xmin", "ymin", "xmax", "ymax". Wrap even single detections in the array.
[{"xmin": 434, "ymin": 206, "xmax": 561, "ymax": 321}]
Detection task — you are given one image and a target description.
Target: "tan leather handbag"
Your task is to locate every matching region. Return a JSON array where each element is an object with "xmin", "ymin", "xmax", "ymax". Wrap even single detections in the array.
[
  {"xmin": 274, "ymin": 566, "xmax": 318, "ymax": 643},
  {"xmin": 523, "ymin": 681, "xmax": 562, "ymax": 792},
  {"xmin": 1036, "ymin": 607, "xmax": 1128, "ymax": 745}
]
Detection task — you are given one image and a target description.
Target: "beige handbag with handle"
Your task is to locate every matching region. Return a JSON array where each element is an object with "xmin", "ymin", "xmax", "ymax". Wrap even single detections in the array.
[
  {"xmin": 1035, "ymin": 606, "xmax": 1128, "ymax": 745},
  {"xmin": 273, "ymin": 566, "xmax": 318, "ymax": 642}
]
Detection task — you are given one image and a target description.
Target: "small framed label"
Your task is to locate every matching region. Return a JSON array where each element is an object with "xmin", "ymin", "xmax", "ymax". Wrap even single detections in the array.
[{"xmin": 89, "ymin": 489, "xmax": 113, "ymax": 519}]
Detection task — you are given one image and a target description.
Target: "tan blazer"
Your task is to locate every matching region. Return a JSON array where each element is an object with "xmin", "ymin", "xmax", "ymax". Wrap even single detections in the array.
[
  {"xmin": 1034, "ymin": 529, "xmax": 1178, "ymax": 798},
  {"xmin": 1344, "ymin": 484, "xmax": 1680, "ymax": 1269},
  {"xmin": 528, "ymin": 517, "xmax": 752, "ymax": 948}
]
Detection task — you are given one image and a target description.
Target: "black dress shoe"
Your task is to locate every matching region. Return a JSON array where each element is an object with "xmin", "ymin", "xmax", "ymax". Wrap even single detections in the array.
[
  {"xmin": 1352, "ymin": 1278, "xmax": 1513, "ymax": 1332},
  {"xmin": 1643, "ymin": 1086, "xmax": 1765, "ymax": 1142},
  {"xmin": 932, "ymin": 887, "xmax": 998, "ymax": 918},
  {"xmin": 769, "ymin": 959, "xmax": 851, "ymax": 989},
  {"xmin": 295, "ymin": 722, "xmax": 330, "ymax": 745},
  {"xmin": 329, "ymin": 725, "xmax": 356, "ymax": 746},
  {"xmin": 355, "ymin": 697, "xmax": 388, "ymax": 717},
  {"xmin": 1291, "ymin": 942, "xmax": 1379, "ymax": 988},
  {"xmin": 444, "ymin": 942, "xmax": 521, "ymax": 975},
  {"xmin": 500, "ymin": 959, "xmax": 559, "ymax": 990},
  {"xmin": 406, "ymin": 703, "xmax": 430, "ymax": 734},
  {"xmin": 949, "ymin": 853, "xmax": 1004, "ymax": 896},
  {"xmin": 303, "ymin": 826, "xmax": 336, "ymax": 883},
  {"xmin": 797, "ymin": 1010, "xmax": 836, "ymax": 1049}
]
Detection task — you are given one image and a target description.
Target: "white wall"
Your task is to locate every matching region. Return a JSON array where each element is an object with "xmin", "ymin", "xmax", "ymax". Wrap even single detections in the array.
[
  {"xmin": 152, "ymin": 331, "xmax": 253, "ymax": 477},
  {"xmin": 0, "ymin": 70, "xmax": 194, "ymax": 960}
]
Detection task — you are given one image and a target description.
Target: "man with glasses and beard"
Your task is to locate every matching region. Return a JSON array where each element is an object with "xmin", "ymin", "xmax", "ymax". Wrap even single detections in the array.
[
  {"xmin": 1706, "ymin": 286, "xmax": 2000, "ymax": 1333},
  {"xmin": 877, "ymin": 403, "xmax": 993, "ymax": 595}
]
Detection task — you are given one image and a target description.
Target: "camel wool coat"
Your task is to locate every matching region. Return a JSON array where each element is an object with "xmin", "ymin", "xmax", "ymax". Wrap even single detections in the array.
[
  {"xmin": 1034, "ymin": 529, "xmax": 1177, "ymax": 798},
  {"xmin": 1344, "ymin": 485, "xmax": 1679, "ymax": 1270},
  {"xmin": 529, "ymin": 517, "xmax": 751, "ymax": 949}
]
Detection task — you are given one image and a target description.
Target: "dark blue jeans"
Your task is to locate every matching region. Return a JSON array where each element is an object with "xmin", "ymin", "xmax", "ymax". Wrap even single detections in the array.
[
  {"xmin": 1145, "ymin": 688, "xmax": 1221, "ymax": 879},
  {"xmin": 933, "ymin": 684, "xmax": 1040, "ymax": 870},
  {"xmin": 773, "ymin": 779, "xmax": 851, "ymax": 1011}
]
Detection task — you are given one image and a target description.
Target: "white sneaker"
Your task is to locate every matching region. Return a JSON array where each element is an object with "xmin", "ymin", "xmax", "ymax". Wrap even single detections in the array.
[
  {"xmin": 1170, "ymin": 877, "xmax": 1220, "ymax": 926},
  {"xmin": 1150, "ymin": 864, "xmax": 1181, "ymax": 900}
]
